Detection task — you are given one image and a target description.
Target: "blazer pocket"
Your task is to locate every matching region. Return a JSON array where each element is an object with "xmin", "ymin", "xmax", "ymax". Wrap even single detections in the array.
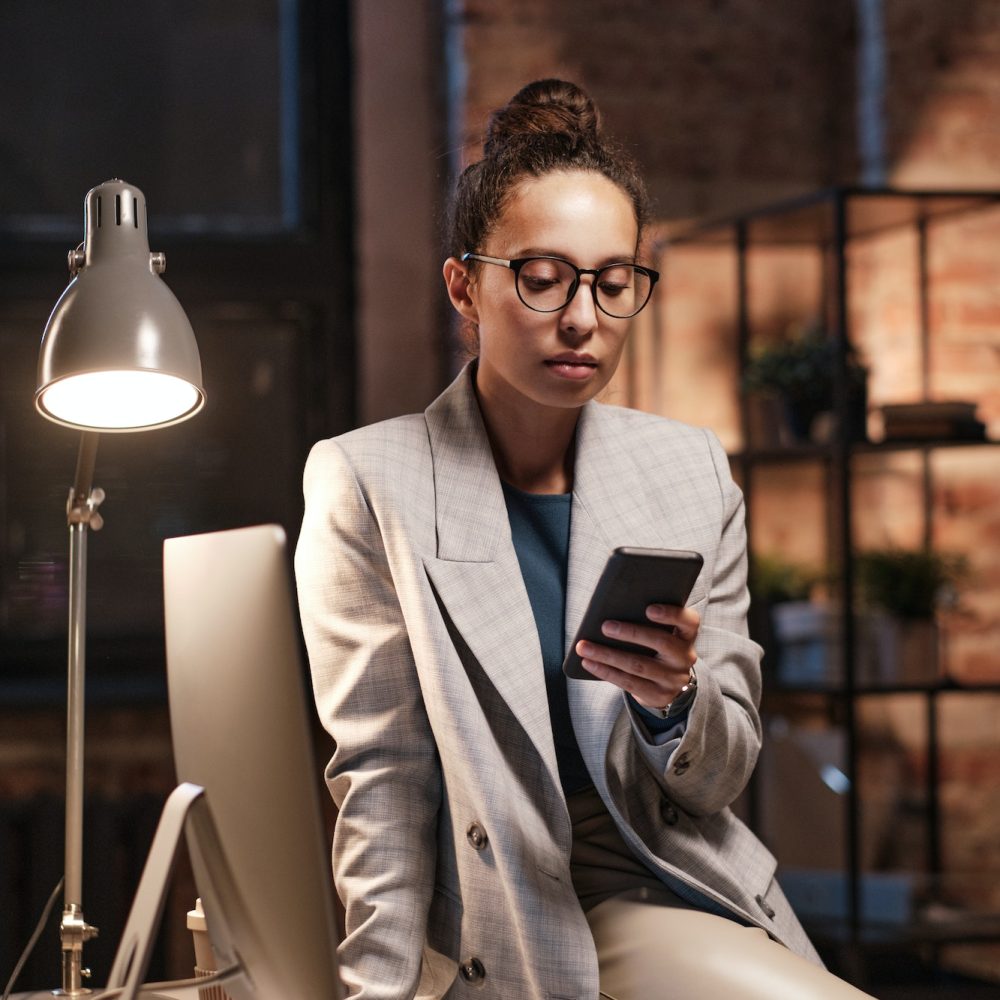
[
  {"xmin": 415, "ymin": 944, "xmax": 458, "ymax": 1000},
  {"xmin": 427, "ymin": 883, "xmax": 463, "ymax": 957},
  {"xmin": 418, "ymin": 885, "xmax": 462, "ymax": 999}
]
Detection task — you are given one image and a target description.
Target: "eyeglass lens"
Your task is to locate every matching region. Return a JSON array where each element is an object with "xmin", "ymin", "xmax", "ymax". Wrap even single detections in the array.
[{"xmin": 516, "ymin": 258, "xmax": 652, "ymax": 318}]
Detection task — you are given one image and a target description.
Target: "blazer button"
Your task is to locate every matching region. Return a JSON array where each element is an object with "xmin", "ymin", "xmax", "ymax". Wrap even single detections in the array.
[
  {"xmin": 466, "ymin": 822, "xmax": 488, "ymax": 851},
  {"xmin": 660, "ymin": 801, "xmax": 679, "ymax": 826},
  {"xmin": 672, "ymin": 752, "xmax": 691, "ymax": 776},
  {"xmin": 755, "ymin": 893, "xmax": 776, "ymax": 919},
  {"xmin": 459, "ymin": 956, "xmax": 486, "ymax": 984}
]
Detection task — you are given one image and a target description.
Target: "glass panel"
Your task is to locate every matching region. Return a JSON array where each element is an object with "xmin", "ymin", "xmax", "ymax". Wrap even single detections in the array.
[
  {"xmin": 749, "ymin": 461, "xmax": 834, "ymax": 688},
  {"xmin": 938, "ymin": 693, "xmax": 1000, "ymax": 929},
  {"xmin": 644, "ymin": 237, "xmax": 741, "ymax": 451},
  {"xmin": 745, "ymin": 243, "xmax": 833, "ymax": 448},
  {"xmin": 848, "ymin": 226, "xmax": 924, "ymax": 412},
  {"xmin": 755, "ymin": 707, "xmax": 849, "ymax": 914},
  {"xmin": 927, "ymin": 202, "xmax": 1000, "ymax": 438},
  {"xmin": 0, "ymin": 0, "xmax": 301, "ymax": 235},
  {"xmin": 931, "ymin": 447, "xmax": 1000, "ymax": 684}
]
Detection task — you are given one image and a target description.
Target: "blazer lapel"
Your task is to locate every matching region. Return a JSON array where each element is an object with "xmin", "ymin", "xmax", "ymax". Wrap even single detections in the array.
[
  {"xmin": 564, "ymin": 401, "xmax": 690, "ymax": 769},
  {"xmin": 421, "ymin": 366, "xmax": 562, "ymax": 792}
]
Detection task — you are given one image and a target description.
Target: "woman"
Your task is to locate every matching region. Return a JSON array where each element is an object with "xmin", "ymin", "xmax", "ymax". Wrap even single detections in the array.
[{"xmin": 296, "ymin": 79, "xmax": 874, "ymax": 1000}]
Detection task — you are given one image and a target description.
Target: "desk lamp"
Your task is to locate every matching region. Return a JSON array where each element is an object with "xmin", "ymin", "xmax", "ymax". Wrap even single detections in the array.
[{"xmin": 35, "ymin": 179, "xmax": 205, "ymax": 996}]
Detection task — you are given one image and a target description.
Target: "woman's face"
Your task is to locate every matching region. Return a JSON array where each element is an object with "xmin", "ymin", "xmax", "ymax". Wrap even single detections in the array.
[{"xmin": 448, "ymin": 169, "xmax": 640, "ymax": 417}]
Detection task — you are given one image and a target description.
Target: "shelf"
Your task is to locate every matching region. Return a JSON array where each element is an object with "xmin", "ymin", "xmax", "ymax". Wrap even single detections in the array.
[
  {"xmin": 657, "ymin": 186, "xmax": 1000, "ymax": 975},
  {"xmin": 807, "ymin": 909, "xmax": 1000, "ymax": 948},
  {"xmin": 734, "ymin": 443, "xmax": 834, "ymax": 464},
  {"xmin": 659, "ymin": 186, "xmax": 1000, "ymax": 248},
  {"xmin": 767, "ymin": 681, "xmax": 1000, "ymax": 698},
  {"xmin": 731, "ymin": 435, "xmax": 998, "ymax": 465},
  {"xmin": 859, "ymin": 437, "xmax": 999, "ymax": 452}
]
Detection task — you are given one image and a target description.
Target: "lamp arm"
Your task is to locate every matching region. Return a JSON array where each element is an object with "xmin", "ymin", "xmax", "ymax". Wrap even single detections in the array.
[
  {"xmin": 69, "ymin": 432, "xmax": 100, "ymax": 518},
  {"xmin": 59, "ymin": 431, "xmax": 104, "ymax": 997}
]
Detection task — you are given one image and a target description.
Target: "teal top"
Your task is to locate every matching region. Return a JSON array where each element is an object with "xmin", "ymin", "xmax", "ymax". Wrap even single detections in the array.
[{"xmin": 502, "ymin": 481, "xmax": 682, "ymax": 795}]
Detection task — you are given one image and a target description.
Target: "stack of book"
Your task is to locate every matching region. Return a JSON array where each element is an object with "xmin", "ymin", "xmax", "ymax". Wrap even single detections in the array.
[{"xmin": 875, "ymin": 400, "xmax": 987, "ymax": 442}]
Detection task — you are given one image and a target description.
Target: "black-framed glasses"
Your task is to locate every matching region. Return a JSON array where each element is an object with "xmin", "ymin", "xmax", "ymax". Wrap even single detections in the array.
[{"xmin": 461, "ymin": 252, "xmax": 659, "ymax": 319}]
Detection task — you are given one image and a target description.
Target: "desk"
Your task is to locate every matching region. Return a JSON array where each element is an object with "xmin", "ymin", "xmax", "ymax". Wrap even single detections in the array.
[{"xmin": 14, "ymin": 989, "xmax": 193, "ymax": 999}]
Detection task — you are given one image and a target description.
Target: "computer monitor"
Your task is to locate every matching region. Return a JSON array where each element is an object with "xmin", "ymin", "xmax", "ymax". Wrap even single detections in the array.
[{"xmin": 103, "ymin": 524, "xmax": 342, "ymax": 1000}]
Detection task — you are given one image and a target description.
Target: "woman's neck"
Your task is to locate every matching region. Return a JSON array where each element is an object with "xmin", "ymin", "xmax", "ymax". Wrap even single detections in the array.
[{"xmin": 474, "ymin": 381, "xmax": 579, "ymax": 495}]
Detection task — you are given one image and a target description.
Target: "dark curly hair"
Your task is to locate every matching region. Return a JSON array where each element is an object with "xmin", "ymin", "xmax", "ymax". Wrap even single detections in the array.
[{"xmin": 448, "ymin": 79, "xmax": 651, "ymax": 259}]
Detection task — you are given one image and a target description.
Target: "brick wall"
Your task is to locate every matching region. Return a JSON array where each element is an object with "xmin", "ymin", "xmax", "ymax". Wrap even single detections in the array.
[
  {"xmin": 451, "ymin": 0, "xmax": 1000, "ymax": 210},
  {"xmin": 452, "ymin": 0, "xmax": 856, "ymax": 220},
  {"xmin": 885, "ymin": 0, "xmax": 1000, "ymax": 188}
]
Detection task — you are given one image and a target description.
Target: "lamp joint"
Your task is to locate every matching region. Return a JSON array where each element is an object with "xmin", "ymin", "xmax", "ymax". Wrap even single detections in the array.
[
  {"xmin": 56, "ymin": 905, "xmax": 98, "ymax": 997},
  {"xmin": 68, "ymin": 246, "xmax": 86, "ymax": 276},
  {"xmin": 150, "ymin": 251, "xmax": 167, "ymax": 274},
  {"xmin": 61, "ymin": 904, "xmax": 99, "ymax": 947},
  {"xmin": 66, "ymin": 487, "xmax": 105, "ymax": 531}
]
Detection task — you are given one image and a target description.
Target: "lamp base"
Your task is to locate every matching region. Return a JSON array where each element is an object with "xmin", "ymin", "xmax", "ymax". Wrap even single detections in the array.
[{"xmin": 53, "ymin": 904, "xmax": 97, "ymax": 997}]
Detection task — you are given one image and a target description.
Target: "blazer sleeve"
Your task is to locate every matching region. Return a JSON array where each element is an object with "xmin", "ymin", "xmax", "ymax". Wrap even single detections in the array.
[
  {"xmin": 295, "ymin": 438, "xmax": 442, "ymax": 1000},
  {"xmin": 625, "ymin": 428, "xmax": 763, "ymax": 817}
]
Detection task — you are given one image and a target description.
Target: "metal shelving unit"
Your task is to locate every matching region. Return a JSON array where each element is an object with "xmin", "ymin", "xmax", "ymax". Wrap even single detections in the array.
[{"xmin": 657, "ymin": 187, "xmax": 1000, "ymax": 981}]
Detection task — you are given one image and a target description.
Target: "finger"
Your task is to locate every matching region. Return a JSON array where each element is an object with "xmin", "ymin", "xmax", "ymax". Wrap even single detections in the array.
[
  {"xmin": 577, "ymin": 638, "xmax": 694, "ymax": 689},
  {"xmin": 600, "ymin": 618, "xmax": 673, "ymax": 657},
  {"xmin": 645, "ymin": 604, "xmax": 700, "ymax": 641},
  {"xmin": 577, "ymin": 639, "xmax": 661, "ymax": 680},
  {"xmin": 600, "ymin": 618, "xmax": 696, "ymax": 667},
  {"xmin": 579, "ymin": 654, "xmax": 662, "ymax": 700},
  {"xmin": 579, "ymin": 653, "xmax": 681, "ymax": 707}
]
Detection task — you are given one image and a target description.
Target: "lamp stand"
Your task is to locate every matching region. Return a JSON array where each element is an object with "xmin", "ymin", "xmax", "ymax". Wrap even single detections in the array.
[{"xmin": 56, "ymin": 431, "xmax": 103, "ymax": 997}]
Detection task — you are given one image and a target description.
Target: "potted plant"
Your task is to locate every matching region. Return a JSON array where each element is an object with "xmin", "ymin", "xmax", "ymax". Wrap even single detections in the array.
[
  {"xmin": 750, "ymin": 553, "xmax": 822, "ymax": 606},
  {"xmin": 743, "ymin": 326, "xmax": 868, "ymax": 445},
  {"xmin": 749, "ymin": 554, "xmax": 837, "ymax": 686},
  {"xmin": 854, "ymin": 547, "xmax": 968, "ymax": 685}
]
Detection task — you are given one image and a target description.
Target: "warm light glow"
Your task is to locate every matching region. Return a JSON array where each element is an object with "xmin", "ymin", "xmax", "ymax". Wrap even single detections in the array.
[{"xmin": 37, "ymin": 371, "xmax": 204, "ymax": 430}]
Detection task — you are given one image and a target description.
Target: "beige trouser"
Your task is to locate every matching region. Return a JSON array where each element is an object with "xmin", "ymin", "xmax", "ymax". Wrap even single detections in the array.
[{"xmin": 568, "ymin": 786, "xmax": 877, "ymax": 1000}]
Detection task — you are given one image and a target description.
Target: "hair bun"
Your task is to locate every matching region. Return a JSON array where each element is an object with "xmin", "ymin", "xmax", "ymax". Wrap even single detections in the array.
[{"xmin": 483, "ymin": 79, "xmax": 600, "ymax": 157}]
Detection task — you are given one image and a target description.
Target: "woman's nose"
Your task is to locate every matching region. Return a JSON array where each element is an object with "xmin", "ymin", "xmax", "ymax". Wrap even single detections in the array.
[{"xmin": 559, "ymin": 278, "xmax": 599, "ymax": 337}]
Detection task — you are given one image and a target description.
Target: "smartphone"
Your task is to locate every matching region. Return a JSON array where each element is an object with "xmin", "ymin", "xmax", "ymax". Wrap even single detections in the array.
[{"xmin": 562, "ymin": 546, "xmax": 704, "ymax": 680}]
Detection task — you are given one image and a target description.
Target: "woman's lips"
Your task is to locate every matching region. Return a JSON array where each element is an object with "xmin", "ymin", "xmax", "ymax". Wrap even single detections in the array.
[{"xmin": 544, "ymin": 357, "xmax": 598, "ymax": 380}]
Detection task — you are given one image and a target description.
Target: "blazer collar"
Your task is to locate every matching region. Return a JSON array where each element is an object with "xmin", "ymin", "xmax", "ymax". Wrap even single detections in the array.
[
  {"xmin": 423, "ymin": 363, "xmax": 662, "ymax": 566},
  {"xmin": 564, "ymin": 400, "xmax": 667, "ymax": 749},
  {"xmin": 423, "ymin": 364, "xmax": 565, "ymax": 807},
  {"xmin": 566, "ymin": 397, "xmax": 666, "ymax": 628},
  {"xmin": 424, "ymin": 362, "xmax": 507, "ymax": 563}
]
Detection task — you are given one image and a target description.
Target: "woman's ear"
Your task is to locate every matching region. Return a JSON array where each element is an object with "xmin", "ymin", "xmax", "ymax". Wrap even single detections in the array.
[{"xmin": 443, "ymin": 257, "xmax": 479, "ymax": 324}]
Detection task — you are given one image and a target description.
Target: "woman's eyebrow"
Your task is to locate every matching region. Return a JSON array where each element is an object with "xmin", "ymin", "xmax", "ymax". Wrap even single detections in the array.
[{"xmin": 514, "ymin": 247, "xmax": 640, "ymax": 266}]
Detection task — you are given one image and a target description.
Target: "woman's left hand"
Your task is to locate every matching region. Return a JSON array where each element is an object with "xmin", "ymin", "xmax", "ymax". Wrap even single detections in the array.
[{"xmin": 575, "ymin": 603, "xmax": 700, "ymax": 712}]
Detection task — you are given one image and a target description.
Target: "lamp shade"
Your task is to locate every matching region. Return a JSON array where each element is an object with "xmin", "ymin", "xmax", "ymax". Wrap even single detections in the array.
[{"xmin": 36, "ymin": 180, "xmax": 205, "ymax": 431}]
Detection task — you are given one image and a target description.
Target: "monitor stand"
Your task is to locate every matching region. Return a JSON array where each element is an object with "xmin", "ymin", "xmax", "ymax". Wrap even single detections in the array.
[{"xmin": 104, "ymin": 783, "xmax": 245, "ymax": 1000}]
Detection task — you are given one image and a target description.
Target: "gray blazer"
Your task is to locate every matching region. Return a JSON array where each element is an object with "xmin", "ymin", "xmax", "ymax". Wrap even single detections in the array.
[{"xmin": 296, "ymin": 364, "xmax": 820, "ymax": 1000}]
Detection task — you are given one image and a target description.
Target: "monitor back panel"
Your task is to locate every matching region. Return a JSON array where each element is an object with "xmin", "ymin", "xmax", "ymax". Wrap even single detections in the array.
[{"xmin": 163, "ymin": 524, "xmax": 341, "ymax": 1000}]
